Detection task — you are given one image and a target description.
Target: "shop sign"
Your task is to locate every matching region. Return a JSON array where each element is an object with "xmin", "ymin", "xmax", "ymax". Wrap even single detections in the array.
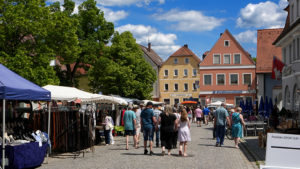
[
  {"xmin": 260, "ymin": 133, "xmax": 300, "ymax": 169},
  {"xmin": 170, "ymin": 94, "xmax": 192, "ymax": 97}
]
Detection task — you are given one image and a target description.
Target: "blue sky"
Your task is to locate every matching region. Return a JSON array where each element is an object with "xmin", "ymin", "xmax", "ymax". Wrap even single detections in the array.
[{"xmin": 48, "ymin": 0, "xmax": 288, "ymax": 60}]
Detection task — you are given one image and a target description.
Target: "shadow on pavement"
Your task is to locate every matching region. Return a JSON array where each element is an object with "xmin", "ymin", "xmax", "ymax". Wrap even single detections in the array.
[
  {"xmin": 198, "ymin": 144, "xmax": 237, "ymax": 149},
  {"xmin": 240, "ymin": 137, "xmax": 266, "ymax": 162}
]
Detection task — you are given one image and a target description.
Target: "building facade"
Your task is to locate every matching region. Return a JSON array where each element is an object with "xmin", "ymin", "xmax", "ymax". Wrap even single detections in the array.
[
  {"xmin": 256, "ymin": 28, "xmax": 283, "ymax": 109},
  {"xmin": 140, "ymin": 43, "xmax": 163, "ymax": 101},
  {"xmin": 274, "ymin": 0, "xmax": 300, "ymax": 114},
  {"xmin": 199, "ymin": 30, "xmax": 256, "ymax": 106},
  {"xmin": 159, "ymin": 44, "xmax": 201, "ymax": 105}
]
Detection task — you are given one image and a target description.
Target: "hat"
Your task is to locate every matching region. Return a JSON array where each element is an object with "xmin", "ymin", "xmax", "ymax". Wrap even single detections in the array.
[
  {"xmin": 146, "ymin": 101, "xmax": 153, "ymax": 106},
  {"xmin": 133, "ymin": 105, "xmax": 139, "ymax": 109}
]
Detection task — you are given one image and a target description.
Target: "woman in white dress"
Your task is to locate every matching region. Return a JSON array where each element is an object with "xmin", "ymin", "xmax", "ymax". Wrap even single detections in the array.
[{"xmin": 178, "ymin": 109, "xmax": 191, "ymax": 157}]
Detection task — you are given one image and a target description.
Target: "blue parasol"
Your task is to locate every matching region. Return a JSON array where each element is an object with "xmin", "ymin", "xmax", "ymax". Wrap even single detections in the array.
[
  {"xmin": 264, "ymin": 96, "xmax": 269, "ymax": 118},
  {"xmin": 245, "ymin": 99, "xmax": 249, "ymax": 115},
  {"xmin": 249, "ymin": 99, "xmax": 253, "ymax": 115},
  {"xmin": 239, "ymin": 100, "xmax": 245, "ymax": 113},
  {"xmin": 269, "ymin": 98, "xmax": 274, "ymax": 115},
  {"xmin": 258, "ymin": 96, "xmax": 264, "ymax": 116}
]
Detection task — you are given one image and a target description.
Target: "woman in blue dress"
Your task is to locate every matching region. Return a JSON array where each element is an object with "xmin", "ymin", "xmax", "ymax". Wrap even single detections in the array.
[{"xmin": 231, "ymin": 107, "xmax": 245, "ymax": 148}]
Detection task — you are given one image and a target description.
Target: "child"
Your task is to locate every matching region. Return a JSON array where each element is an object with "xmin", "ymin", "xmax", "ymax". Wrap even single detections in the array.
[{"xmin": 178, "ymin": 109, "xmax": 191, "ymax": 157}]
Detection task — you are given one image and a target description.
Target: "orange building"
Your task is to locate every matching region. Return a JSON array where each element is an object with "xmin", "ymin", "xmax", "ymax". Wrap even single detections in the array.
[{"xmin": 199, "ymin": 30, "xmax": 256, "ymax": 106}]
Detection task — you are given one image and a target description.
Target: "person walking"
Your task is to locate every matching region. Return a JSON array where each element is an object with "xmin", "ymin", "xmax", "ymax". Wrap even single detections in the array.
[
  {"xmin": 214, "ymin": 103, "xmax": 231, "ymax": 147},
  {"xmin": 157, "ymin": 105, "xmax": 177, "ymax": 156},
  {"xmin": 195, "ymin": 106, "xmax": 203, "ymax": 127},
  {"xmin": 172, "ymin": 107, "xmax": 181, "ymax": 148},
  {"xmin": 103, "ymin": 112, "xmax": 113, "ymax": 145},
  {"xmin": 231, "ymin": 107, "xmax": 245, "ymax": 148},
  {"xmin": 123, "ymin": 105, "xmax": 137, "ymax": 150},
  {"xmin": 203, "ymin": 106, "xmax": 210, "ymax": 125},
  {"xmin": 187, "ymin": 107, "xmax": 192, "ymax": 122},
  {"xmin": 134, "ymin": 105, "xmax": 141, "ymax": 148},
  {"xmin": 140, "ymin": 102, "xmax": 156, "ymax": 155},
  {"xmin": 178, "ymin": 109, "xmax": 191, "ymax": 157},
  {"xmin": 153, "ymin": 105, "xmax": 162, "ymax": 147}
]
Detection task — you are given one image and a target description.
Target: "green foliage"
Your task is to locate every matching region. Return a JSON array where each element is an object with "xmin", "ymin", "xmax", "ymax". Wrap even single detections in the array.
[
  {"xmin": 0, "ymin": 0, "xmax": 59, "ymax": 86},
  {"xmin": 252, "ymin": 57, "xmax": 257, "ymax": 63},
  {"xmin": 89, "ymin": 31, "xmax": 157, "ymax": 100}
]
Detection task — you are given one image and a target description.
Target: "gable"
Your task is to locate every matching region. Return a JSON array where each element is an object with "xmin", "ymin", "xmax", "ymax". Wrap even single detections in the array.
[{"xmin": 200, "ymin": 29, "xmax": 255, "ymax": 66}]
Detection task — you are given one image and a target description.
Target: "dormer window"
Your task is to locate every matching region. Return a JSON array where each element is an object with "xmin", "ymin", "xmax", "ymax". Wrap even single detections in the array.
[
  {"xmin": 185, "ymin": 58, "xmax": 189, "ymax": 64},
  {"xmin": 224, "ymin": 40, "xmax": 230, "ymax": 47},
  {"xmin": 174, "ymin": 58, "xmax": 178, "ymax": 64}
]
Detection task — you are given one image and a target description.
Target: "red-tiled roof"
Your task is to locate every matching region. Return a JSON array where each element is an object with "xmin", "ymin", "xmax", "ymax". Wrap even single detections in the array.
[
  {"xmin": 169, "ymin": 44, "xmax": 201, "ymax": 63},
  {"xmin": 139, "ymin": 44, "xmax": 163, "ymax": 66},
  {"xmin": 257, "ymin": 28, "xmax": 283, "ymax": 73}
]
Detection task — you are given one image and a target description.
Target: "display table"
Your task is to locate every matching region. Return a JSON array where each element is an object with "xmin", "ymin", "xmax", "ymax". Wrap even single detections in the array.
[
  {"xmin": 244, "ymin": 121, "xmax": 267, "ymax": 136},
  {"xmin": 0, "ymin": 142, "xmax": 48, "ymax": 169}
]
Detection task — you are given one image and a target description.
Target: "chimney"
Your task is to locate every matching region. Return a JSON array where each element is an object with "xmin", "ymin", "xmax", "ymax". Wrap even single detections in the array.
[
  {"xmin": 220, "ymin": 33, "xmax": 223, "ymax": 37},
  {"xmin": 148, "ymin": 42, "xmax": 151, "ymax": 52},
  {"xmin": 184, "ymin": 44, "xmax": 188, "ymax": 48}
]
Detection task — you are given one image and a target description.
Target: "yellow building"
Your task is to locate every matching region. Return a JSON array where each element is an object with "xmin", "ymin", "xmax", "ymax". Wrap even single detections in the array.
[{"xmin": 159, "ymin": 44, "xmax": 201, "ymax": 105}]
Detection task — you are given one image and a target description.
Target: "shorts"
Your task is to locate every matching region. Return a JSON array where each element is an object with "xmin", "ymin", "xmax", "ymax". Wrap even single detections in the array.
[
  {"xmin": 136, "ymin": 126, "xmax": 141, "ymax": 136},
  {"xmin": 197, "ymin": 117, "xmax": 202, "ymax": 121},
  {"xmin": 204, "ymin": 115, "xmax": 209, "ymax": 119},
  {"xmin": 125, "ymin": 130, "xmax": 136, "ymax": 136},
  {"xmin": 143, "ymin": 127, "xmax": 154, "ymax": 141}
]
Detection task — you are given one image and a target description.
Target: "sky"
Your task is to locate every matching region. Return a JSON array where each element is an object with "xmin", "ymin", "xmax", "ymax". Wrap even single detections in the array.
[{"xmin": 47, "ymin": 0, "xmax": 289, "ymax": 60}]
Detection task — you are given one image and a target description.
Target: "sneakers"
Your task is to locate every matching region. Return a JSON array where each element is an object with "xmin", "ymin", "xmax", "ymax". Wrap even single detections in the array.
[
  {"xmin": 144, "ymin": 149, "xmax": 148, "ymax": 155},
  {"xmin": 215, "ymin": 143, "xmax": 219, "ymax": 147},
  {"xmin": 150, "ymin": 151, "xmax": 154, "ymax": 156}
]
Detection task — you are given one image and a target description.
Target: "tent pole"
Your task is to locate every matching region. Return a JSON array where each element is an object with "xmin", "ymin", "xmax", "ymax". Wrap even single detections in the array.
[
  {"xmin": 2, "ymin": 99, "xmax": 5, "ymax": 169},
  {"xmin": 47, "ymin": 101, "xmax": 51, "ymax": 156}
]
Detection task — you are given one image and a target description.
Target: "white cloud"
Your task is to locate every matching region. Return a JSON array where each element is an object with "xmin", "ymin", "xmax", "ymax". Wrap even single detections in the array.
[
  {"xmin": 279, "ymin": 0, "xmax": 288, "ymax": 9},
  {"xmin": 97, "ymin": 0, "xmax": 165, "ymax": 6},
  {"xmin": 46, "ymin": 0, "xmax": 128, "ymax": 22},
  {"xmin": 116, "ymin": 24, "xmax": 180, "ymax": 59},
  {"xmin": 237, "ymin": 1, "xmax": 287, "ymax": 28},
  {"xmin": 234, "ymin": 30, "xmax": 257, "ymax": 44},
  {"xmin": 99, "ymin": 7, "xmax": 128, "ymax": 22},
  {"xmin": 154, "ymin": 9, "xmax": 225, "ymax": 32}
]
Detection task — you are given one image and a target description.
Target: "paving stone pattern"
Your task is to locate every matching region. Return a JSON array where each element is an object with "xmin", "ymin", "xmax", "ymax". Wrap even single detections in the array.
[{"xmin": 39, "ymin": 123, "xmax": 256, "ymax": 169}]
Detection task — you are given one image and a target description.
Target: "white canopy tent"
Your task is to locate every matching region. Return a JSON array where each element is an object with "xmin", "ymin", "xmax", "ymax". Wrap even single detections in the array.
[
  {"xmin": 142, "ymin": 100, "xmax": 164, "ymax": 105},
  {"xmin": 43, "ymin": 85, "xmax": 127, "ymax": 105},
  {"xmin": 208, "ymin": 101, "xmax": 234, "ymax": 107}
]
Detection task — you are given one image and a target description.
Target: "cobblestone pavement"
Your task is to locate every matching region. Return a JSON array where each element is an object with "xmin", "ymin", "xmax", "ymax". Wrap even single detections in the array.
[{"xmin": 39, "ymin": 123, "xmax": 257, "ymax": 169}]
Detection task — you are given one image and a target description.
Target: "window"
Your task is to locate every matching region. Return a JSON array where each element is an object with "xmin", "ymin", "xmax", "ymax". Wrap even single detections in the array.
[
  {"xmin": 193, "ymin": 69, "xmax": 197, "ymax": 76},
  {"xmin": 230, "ymin": 74, "xmax": 238, "ymax": 85},
  {"xmin": 213, "ymin": 54, "xmax": 221, "ymax": 64},
  {"xmin": 174, "ymin": 58, "xmax": 178, "ymax": 64},
  {"xmin": 164, "ymin": 70, "xmax": 168, "ymax": 77},
  {"xmin": 174, "ymin": 69, "xmax": 178, "ymax": 76},
  {"xmin": 184, "ymin": 69, "xmax": 188, "ymax": 77},
  {"xmin": 289, "ymin": 44, "xmax": 292, "ymax": 64},
  {"xmin": 193, "ymin": 83, "xmax": 197, "ymax": 90},
  {"xmin": 185, "ymin": 58, "xmax": 189, "ymax": 64},
  {"xmin": 234, "ymin": 54, "xmax": 241, "ymax": 64},
  {"xmin": 174, "ymin": 83, "xmax": 178, "ymax": 91},
  {"xmin": 224, "ymin": 40, "xmax": 230, "ymax": 47},
  {"xmin": 204, "ymin": 75, "xmax": 212, "ymax": 85},
  {"xmin": 216, "ymin": 74, "xmax": 225, "ymax": 85},
  {"xmin": 283, "ymin": 47, "xmax": 287, "ymax": 64},
  {"xmin": 297, "ymin": 37, "xmax": 300, "ymax": 60},
  {"xmin": 164, "ymin": 84, "xmax": 169, "ymax": 91},
  {"xmin": 243, "ymin": 74, "xmax": 252, "ymax": 85},
  {"xmin": 184, "ymin": 83, "xmax": 188, "ymax": 91},
  {"xmin": 235, "ymin": 97, "xmax": 243, "ymax": 106},
  {"xmin": 224, "ymin": 54, "xmax": 231, "ymax": 64},
  {"xmin": 164, "ymin": 99, "xmax": 170, "ymax": 105},
  {"xmin": 293, "ymin": 39, "xmax": 296, "ymax": 61},
  {"xmin": 291, "ymin": 4, "xmax": 294, "ymax": 22},
  {"xmin": 174, "ymin": 98, "xmax": 179, "ymax": 104}
]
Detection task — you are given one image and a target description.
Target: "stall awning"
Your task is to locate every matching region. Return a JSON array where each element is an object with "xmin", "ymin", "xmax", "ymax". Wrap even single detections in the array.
[{"xmin": 0, "ymin": 64, "xmax": 50, "ymax": 101}]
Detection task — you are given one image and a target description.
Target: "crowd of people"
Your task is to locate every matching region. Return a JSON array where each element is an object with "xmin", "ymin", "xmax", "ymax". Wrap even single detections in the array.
[{"xmin": 103, "ymin": 101, "xmax": 246, "ymax": 156}]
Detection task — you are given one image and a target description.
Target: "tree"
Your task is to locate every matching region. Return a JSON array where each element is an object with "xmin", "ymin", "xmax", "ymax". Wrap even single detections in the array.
[
  {"xmin": 0, "ymin": 0, "xmax": 59, "ymax": 86},
  {"xmin": 60, "ymin": 0, "xmax": 114, "ymax": 87},
  {"xmin": 252, "ymin": 57, "xmax": 257, "ymax": 63},
  {"xmin": 89, "ymin": 31, "xmax": 156, "ymax": 99}
]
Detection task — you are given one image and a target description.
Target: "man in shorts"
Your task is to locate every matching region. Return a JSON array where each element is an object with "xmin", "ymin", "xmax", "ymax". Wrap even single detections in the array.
[
  {"xmin": 203, "ymin": 106, "xmax": 210, "ymax": 125},
  {"xmin": 153, "ymin": 105, "xmax": 162, "ymax": 147},
  {"xmin": 140, "ymin": 102, "xmax": 156, "ymax": 155},
  {"xmin": 195, "ymin": 106, "xmax": 203, "ymax": 127},
  {"xmin": 123, "ymin": 105, "xmax": 137, "ymax": 150}
]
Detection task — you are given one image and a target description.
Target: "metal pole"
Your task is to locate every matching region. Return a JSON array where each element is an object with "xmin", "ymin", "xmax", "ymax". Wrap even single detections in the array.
[
  {"xmin": 2, "ymin": 99, "xmax": 5, "ymax": 169},
  {"xmin": 47, "ymin": 102, "xmax": 51, "ymax": 155}
]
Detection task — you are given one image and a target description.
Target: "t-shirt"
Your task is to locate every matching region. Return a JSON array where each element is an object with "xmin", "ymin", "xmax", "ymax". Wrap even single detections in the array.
[
  {"xmin": 141, "ymin": 108, "xmax": 154, "ymax": 130},
  {"xmin": 215, "ymin": 107, "xmax": 229, "ymax": 126},
  {"xmin": 195, "ymin": 108, "xmax": 202, "ymax": 118},
  {"xmin": 153, "ymin": 109, "xmax": 162, "ymax": 121},
  {"xmin": 160, "ymin": 113, "xmax": 177, "ymax": 132},
  {"xmin": 123, "ymin": 110, "xmax": 136, "ymax": 130},
  {"xmin": 135, "ymin": 109, "xmax": 141, "ymax": 124},
  {"xmin": 203, "ymin": 108, "xmax": 210, "ymax": 116}
]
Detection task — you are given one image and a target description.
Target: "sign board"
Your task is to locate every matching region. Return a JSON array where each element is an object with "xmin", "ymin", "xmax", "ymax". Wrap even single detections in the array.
[
  {"xmin": 211, "ymin": 97, "xmax": 226, "ymax": 103},
  {"xmin": 261, "ymin": 133, "xmax": 300, "ymax": 169}
]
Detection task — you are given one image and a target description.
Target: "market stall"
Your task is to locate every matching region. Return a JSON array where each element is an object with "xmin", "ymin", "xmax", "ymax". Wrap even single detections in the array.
[{"xmin": 0, "ymin": 64, "xmax": 50, "ymax": 169}]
